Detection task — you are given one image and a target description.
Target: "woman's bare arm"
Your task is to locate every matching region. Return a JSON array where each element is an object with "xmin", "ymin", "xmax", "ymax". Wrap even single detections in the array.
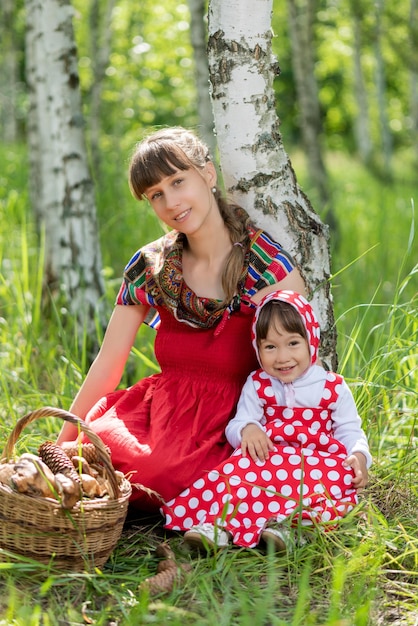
[
  {"xmin": 251, "ymin": 267, "xmax": 307, "ymax": 305},
  {"xmin": 57, "ymin": 304, "xmax": 149, "ymax": 443}
]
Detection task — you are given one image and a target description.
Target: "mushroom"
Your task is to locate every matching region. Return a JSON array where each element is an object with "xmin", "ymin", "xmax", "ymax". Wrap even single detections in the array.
[
  {"xmin": 71, "ymin": 455, "xmax": 93, "ymax": 476},
  {"xmin": 0, "ymin": 462, "xmax": 15, "ymax": 487},
  {"xmin": 54, "ymin": 472, "xmax": 82, "ymax": 509},
  {"xmin": 11, "ymin": 455, "xmax": 56, "ymax": 498},
  {"xmin": 80, "ymin": 473, "xmax": 102, "ymax": 498}
]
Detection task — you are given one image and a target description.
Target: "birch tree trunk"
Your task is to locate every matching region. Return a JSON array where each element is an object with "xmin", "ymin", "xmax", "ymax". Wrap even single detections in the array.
[
  {"xmin": 286, "ymin": 0, "xmax": 330, "ymax": 208},
  {"xmin": 374, "ymin": 0, "xmax": 393, "ymax": 174},
  {"xmin": 348, "ymin": 0, "xmax": 373, "ymax": 164},
  {"xmin": 25, "ymin": 0, "xmax": 53, "ymax": 224},
  {"xmin": 208, "ymin": 0, "xmax": 336, "ymax": 369},
  {"xmin": 25, "ymin": 0, "xmax": 105, "ymax": 332},
  {"xmin": 187, "ymin": 0, "xmax": 217, "ymax": 157},
  {"xmin": 410, "ymin": 0, "xmax": 418, "ymax": 164},
  {"xmin": 89, "ymin": 0, "xmax": 116, "ymax": 180},
  {"xmin": 0, "ymin": 0, "xmax": 18, "ymax": 142}
]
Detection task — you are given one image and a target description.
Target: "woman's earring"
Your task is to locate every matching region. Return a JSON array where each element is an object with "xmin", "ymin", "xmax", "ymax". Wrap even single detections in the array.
[{"xmin": 212, "ymin": 187, "xmax": 217, "ymax": 194}]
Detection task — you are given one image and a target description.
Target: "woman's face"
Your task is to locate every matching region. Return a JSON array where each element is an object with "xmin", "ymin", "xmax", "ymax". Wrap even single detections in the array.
[{"xmin": 144, "ymin": 163, "xmax": 217, "ymax": 235}]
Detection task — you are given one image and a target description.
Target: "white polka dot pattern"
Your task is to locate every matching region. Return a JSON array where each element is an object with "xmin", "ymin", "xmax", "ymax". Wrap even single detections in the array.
[{"xmin": 163, "ymin": 372, "xmax": 358, "ymax": 547}]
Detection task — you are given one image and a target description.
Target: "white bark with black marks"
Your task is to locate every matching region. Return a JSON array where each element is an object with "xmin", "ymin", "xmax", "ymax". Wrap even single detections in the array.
[
  {"xmin": 207, "ymin": 0, "xmax": 337, "ymax": 368},
  {"xmin": 24, "ymin": 0, "xmax": 105, "ymax": 332}
]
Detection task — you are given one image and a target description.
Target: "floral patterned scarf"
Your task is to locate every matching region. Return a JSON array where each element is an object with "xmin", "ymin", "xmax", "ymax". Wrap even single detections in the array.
[{"xmin": 119, "ymin": 210, "xmax": 295, "ymax": 332}]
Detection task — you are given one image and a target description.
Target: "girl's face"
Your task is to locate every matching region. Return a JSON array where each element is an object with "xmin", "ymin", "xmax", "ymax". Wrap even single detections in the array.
[
  {"xmin": 258, "ymin": 321, "xmax": 311, "ymax": 383},
  {"xmin": 144, "ymin": 163, "xmax": 217, "ymax": 235}
]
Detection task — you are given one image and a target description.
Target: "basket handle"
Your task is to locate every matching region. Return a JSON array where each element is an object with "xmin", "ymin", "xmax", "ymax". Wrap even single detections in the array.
[{"xmin": 1, "ymin": 406, "xmax": 121, "ymax": 499}]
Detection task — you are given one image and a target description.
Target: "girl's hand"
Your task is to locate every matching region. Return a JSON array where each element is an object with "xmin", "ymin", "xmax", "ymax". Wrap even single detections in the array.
[
  {"xmin": 241, "ymin": 424, "xmax": 274, "ymax": 463},
  {"xmin": 343, "ymin": 452, "xmax": 368, "ymax": 489}
]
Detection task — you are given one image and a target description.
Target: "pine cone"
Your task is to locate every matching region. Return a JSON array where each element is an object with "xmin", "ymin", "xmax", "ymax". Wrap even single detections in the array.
[
  {"xmin": 138, "ymin": 542, "xmax": 192, "ymax": 596},
  {"xmin": 61, "ymin": 442, "xmax": 110, "ymax": 466},
  {"xmin": 139, "ymin": 565, "xmax": 180, "ymax": 595},
  {"xmin": 38, "ymin": 441, "xmax": 81, "ymax": 484},
  {"xmin": 155, "ymin": 542, "xmax": 176, "ymax": 560}
]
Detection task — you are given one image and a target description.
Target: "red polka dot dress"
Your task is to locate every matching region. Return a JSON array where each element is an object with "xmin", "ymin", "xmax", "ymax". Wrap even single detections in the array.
[
  {"xmin": 163, "ymin": 370, "xmax": 358, "ymax": 547},
  {"xmin": 162, "ymin": 291, "xmax": 369, "ymax": 547}
]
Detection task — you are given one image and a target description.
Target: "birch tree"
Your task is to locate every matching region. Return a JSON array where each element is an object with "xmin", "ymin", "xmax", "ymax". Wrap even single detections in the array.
[
  {"xmin": 286, "ymin": 0, "xmax": 329, "ymax": 207},
  {"xmin": 0, "ymin": 0, "xmax": 19, "ymax": 142},
  {"xmin": 88, "ymin": 0, "xmax": 116, "ymax": 180},
  {"xmin": 374, "ymin": 0, "xmax": 393, "ymax": 174},
  {"xmin": 187, "ymin": 0, "xmax": 217, "ymax": 157},
  {"xmin": 208, "ymin": 0, "xmax": 336, "ymax": 368},
  {"xmin": 25, "ymin": 0, "xmax": 104, "ymax": 332},
  {"xmin": 348, "ymin": 0, "xmax": 373, "ymax": 164},
  {"xmin": 410, "ymin": 0, "xmax": 418, "ymax": 164}
]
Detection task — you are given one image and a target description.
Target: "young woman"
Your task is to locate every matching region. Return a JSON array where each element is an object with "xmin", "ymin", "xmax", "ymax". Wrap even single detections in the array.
[
  {"xmin": 57, "ymin": 127, "xmax": 307, "ymax": 511},
  {"xmin": 163, "ymin": 290, "xmax": 371, "ymax": 550}
]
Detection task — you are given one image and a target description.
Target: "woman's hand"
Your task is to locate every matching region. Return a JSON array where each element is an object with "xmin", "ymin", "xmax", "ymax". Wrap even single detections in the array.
[
  {"xmin": 241, "ymin": 424, "xmax": 274, "ymax": 463},
  {"xmin": 343, "ymin": 452, "xmax": 368, "ymax": 489}
]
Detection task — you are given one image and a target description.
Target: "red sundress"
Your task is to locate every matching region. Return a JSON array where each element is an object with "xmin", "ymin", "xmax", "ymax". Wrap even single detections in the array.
[
  {"xmin": 163, "ymin": 370, "xmax": 358, "ymax": 546},
  {"xmin": 81, "ymin": 306, "xmax": 258, "ymax": 511}
]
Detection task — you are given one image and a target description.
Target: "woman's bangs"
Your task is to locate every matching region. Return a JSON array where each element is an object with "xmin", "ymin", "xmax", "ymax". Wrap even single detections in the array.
[{"xmin": 131, "ymin": 142, "xmax": 191, "ymax": 197}]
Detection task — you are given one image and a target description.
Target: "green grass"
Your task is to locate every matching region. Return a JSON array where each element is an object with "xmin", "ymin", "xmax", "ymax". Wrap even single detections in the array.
[{"xmin": 0, "ymin": 144, "xmax": 417, "ymax": 625}]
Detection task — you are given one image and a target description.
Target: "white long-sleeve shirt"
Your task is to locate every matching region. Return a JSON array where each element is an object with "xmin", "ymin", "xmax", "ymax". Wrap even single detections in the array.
[{"xmin": 225, "ymin": 364, "xmax": 372, "ymax": 468}]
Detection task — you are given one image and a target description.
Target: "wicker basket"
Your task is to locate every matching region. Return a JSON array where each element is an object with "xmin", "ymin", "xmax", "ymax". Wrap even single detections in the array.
[{"xmin": 0, "ymin": 407, "xmax": 132, "ymax": 572}]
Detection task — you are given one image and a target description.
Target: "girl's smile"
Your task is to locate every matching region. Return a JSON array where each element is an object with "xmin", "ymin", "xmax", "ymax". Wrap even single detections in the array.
[{"xmin": 258, "ymin": 321, "xmax": 311, "ymax": 383}]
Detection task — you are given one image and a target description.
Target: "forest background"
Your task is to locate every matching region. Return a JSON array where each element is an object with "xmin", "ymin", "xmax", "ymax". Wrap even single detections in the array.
[{"xmin": 0, "ymin": 0, "xmax": 417, "ymax": 625}]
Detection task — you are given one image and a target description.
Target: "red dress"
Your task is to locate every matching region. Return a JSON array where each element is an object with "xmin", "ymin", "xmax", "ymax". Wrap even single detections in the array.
[
  {"xmin": 163, "ymin": 370, "xmax": 358, "ymax": 546},
  {"xmin": 82, "ymin": 307, "xmax": 258, "ymax": 510},
  {"xmin": 81, "ymin": 225, "xmax": 294, "ymax": 511}
]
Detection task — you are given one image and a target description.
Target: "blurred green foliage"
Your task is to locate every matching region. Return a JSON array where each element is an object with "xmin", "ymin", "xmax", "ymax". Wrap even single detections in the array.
[
  {"xmin": 4, "ymin": 0, "xmax": 416, "ymax": 162},
  {"xmin": 72, "ymin": 0, "xmax": 197, "ymax": 153}
]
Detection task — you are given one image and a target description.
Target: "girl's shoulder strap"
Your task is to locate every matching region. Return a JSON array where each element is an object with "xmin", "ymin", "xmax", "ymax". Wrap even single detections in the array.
[
  {"xmin": 251, "ymin": 368, "xmax": 273, "ymax": 404},
  {"xmin": 319, "ymin": 372, "xmax": 344, "ymax": 408}
]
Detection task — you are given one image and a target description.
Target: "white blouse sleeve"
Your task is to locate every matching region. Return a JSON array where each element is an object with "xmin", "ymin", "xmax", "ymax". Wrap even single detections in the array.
[
  {"xmin": 225, "ymin": 375, "xmax": 266, "ymax": 449},
  {"xmin": 332, "ymin": 378, "xmax": 372, "ymax": 468}
]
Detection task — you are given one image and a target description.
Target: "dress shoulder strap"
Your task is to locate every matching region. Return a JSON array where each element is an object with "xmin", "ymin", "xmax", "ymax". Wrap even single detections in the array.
[
  {"xmin": 319, "ymin": 372, "xmax": 344, "ymax": 409},
  {"xmin": 251, "ymin": 369, "xmax": 274, "ymax": 405}
]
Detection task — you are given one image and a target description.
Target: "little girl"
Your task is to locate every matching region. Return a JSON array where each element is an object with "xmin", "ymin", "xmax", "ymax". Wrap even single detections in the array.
[{"xmin": 162, "ymin": 290, "xmax": 371, "ymax": 550}]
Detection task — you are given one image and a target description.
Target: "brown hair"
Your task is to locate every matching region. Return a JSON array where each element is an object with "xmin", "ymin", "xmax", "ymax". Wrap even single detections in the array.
[
  {"xmin": 128, "ymin": 127, "xmax": 251, "ymax": 307},
  {"xmin": 256, "ymin": 300, "xmax": 308, "ymax": 344}
]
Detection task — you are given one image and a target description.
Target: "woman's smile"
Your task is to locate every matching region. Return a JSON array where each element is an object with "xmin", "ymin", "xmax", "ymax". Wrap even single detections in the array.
[{"xmin": 174, "ymin": 208, "xmax": 191, "ymax": 222}]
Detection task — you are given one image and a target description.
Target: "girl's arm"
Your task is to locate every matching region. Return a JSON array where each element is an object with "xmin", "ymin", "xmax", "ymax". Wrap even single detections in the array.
[
  {"xmin": 57, "ymin": 304, "xmax": 149, "ymax": 443},
  {"xmin": 240, "ymin": 423, "xmax": 275, "ymax": 462},
  {"xmin": 332, "ymin": 379, "xmax": 372, "ymax": 470},
  {"xmin": 343, "ymin": 452, "xmax": 368, "ymax": 488},
  {"xmin": 225, "ymin": 377, "xmax": 266, "ymax": 448},
  {"xmin": 227, "ymin": 381, "xmax": 274, "ymax": 461}
]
